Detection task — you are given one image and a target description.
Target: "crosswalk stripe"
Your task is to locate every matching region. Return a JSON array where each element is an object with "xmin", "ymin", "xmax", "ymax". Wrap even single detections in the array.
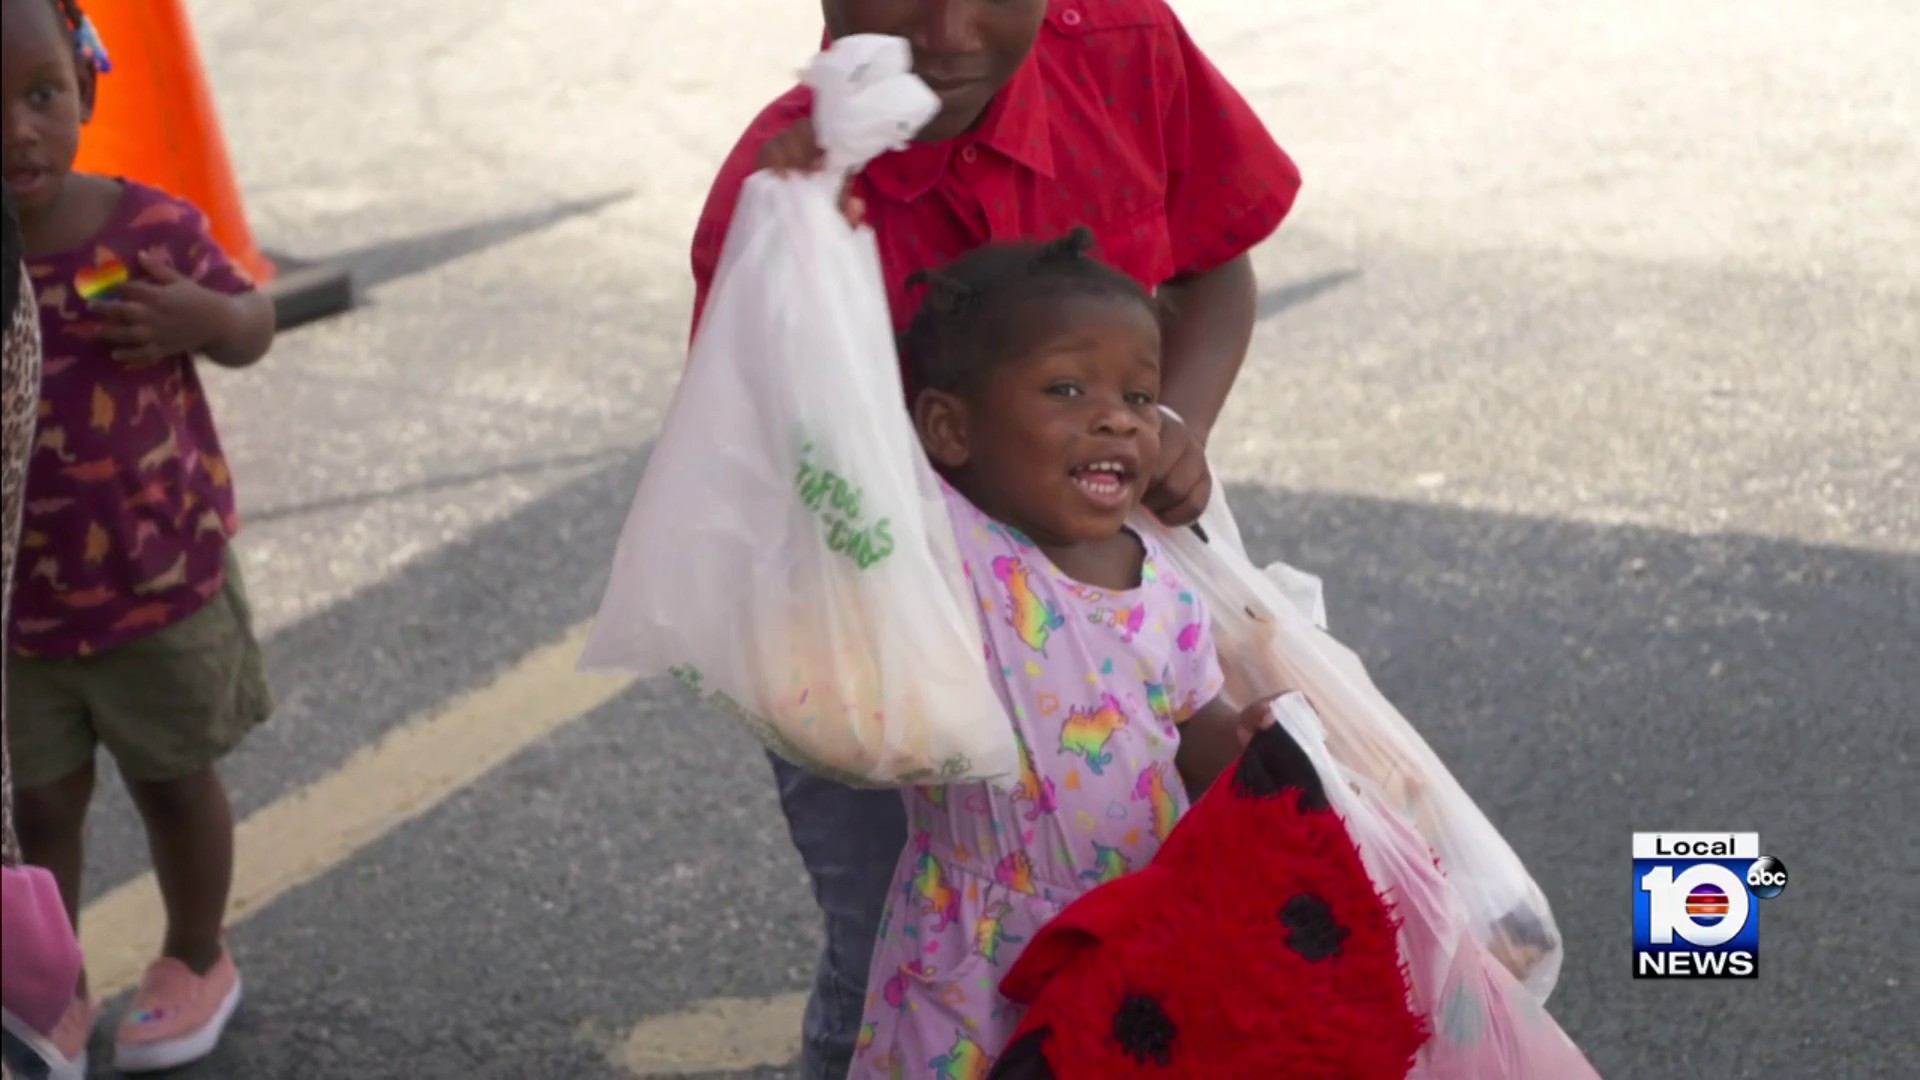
[
  {"xmin": 79, "ymin": 621, "xmax": 634, "ymax": 997},
  {"xmin": 606, "ymin": 993, "xmax": 807, "ymax": 1076}
]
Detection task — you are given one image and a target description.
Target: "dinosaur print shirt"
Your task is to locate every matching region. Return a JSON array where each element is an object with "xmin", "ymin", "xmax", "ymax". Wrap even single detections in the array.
[
  {"xmin": 851, "ymin": 481, "xmax": 1224, "ymax": 1077},
  {"xmin": 10, "ymin": 182, "xmax": 250, "ymax": 657}
]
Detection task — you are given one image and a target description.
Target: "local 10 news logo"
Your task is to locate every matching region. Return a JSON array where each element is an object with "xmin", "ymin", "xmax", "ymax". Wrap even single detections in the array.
[{"xmin": 1633, "ymin": 832, "xmax": 1787, "ymax": 978}]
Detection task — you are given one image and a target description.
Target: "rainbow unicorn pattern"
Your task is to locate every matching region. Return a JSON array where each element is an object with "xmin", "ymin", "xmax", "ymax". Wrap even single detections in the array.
[
  {"xmin": 851, "ymin": 481, "xmax": 1224, "ymax": 1073},
  {"xmin": 1008, "ymin": 732, "xmax": 1057, "ymax": 820},
  {"xmin": 931, "ymin": 1032, "xmax": 993, "ymax": 1080},
  {"xmin": 1133, "ymin": 764, "xmax": 1183, "ymax": 842},
  {"xmin": 1149, "ymin": 669, "xmax": 1208, "ymax": 725},
  {"xmin": 973, "ymin": 901, "xmax": 1025, "ymax": 965},
  {"xmin": 995, "ymin": 851, "xmax": 1037, "ymax": 896},
  {"xmin": 909, "ymin": 834, "xmax": 961, "ymax": 932},
  {"xmin": 1059, "ymin": 692, "xmax": 1128, "ymax": 776},
  {"xmin": 1145, "ymin": 678, "xmax": 1174, "ymax": 726},
  {"xmin": 1079, "ymin": 842, "xmax": 1134, "ymax": 885},
  {"xmin": 1096, "ymin": 601, "xmax": 1148, "ymax": 643},
  {"xmin": 1176, "ymin": 619, "xmax": 1205, "ymax": 652},
  {"xmin": 993, "ymin": 556, "xmax": 1066, "ymax": 654},
  {"xmin": 883, "ymin": 960, "xmax": 932, "ymax": 1010}
]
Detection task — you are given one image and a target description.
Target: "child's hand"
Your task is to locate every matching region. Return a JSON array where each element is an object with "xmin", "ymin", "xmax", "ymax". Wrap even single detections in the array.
[
  {"xmin": 1144, "ymin": 412, "xmax": 1213, "ymax": 527},
  {"xmin": 757, "ymin": 116, "xmax": 828, "ymax": 174},
  {"xmin": 91, "ymin": 252, "xmax": 233, "ymax": 365},
  {"xmin": 756, "ymin": 117, "xmax": 866, "ymax": 227},
  {"xmin": 1236, "ymin": 696, "xmax": 1283, "ymax": 748},
  {"xmin": 1235, "ymin": 693, "xmax": 1331, "ymax": 810},
  {"xmin": 1177, "ymin": 692, "xmax": 1323, "ymax": 806}
]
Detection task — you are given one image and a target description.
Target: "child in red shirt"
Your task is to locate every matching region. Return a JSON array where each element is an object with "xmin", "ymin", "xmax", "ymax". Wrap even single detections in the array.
[{"xmin": 691, "ymin": 4, "xmax": 1298, "ymax": 1075}]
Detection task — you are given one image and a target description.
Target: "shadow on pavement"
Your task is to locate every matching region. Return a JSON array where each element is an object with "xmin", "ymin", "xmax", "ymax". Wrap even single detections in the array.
[
  {"xmin": 1256, "ymin": 267, "xmax": 1361, "ymax": 322},
  {"xmin": 1224, "ymin": 486, "xmax": 1911, "ymax": 1078},
  {"xmin": 78, "ymin": 452, "xmax": 1915, "ymax": 1077},
  {"xmin": 247, "ymin": 448, "xmax": 634, "ymax": 526},
  {"xmin": 324, "ymin": 190, "xmax": 638, "ymax": 294}
]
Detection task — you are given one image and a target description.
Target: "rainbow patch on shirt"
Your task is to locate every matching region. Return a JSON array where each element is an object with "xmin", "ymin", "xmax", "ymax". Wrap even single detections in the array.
[{"xmin": 75, "ymin": 257, "xmax": 129, "ymax": 300}]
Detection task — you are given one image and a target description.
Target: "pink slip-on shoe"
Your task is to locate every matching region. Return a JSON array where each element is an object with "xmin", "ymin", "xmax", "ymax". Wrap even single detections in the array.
[
  {"xmin": 32, "ymin": 995, "xmax": 95, "ymax": 1076},
  {"xmin": 112, "ymin": 952, "xmax": 242, "ymax": 1073}
]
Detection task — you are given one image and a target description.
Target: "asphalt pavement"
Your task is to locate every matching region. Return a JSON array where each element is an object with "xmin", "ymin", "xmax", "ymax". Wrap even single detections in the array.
[{"xmin": 52, "ymin": 0, "xmax": 1919, "ymax": 1077}]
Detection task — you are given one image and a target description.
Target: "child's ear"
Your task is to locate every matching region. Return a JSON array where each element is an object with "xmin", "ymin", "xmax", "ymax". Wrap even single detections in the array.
[{"xmin": 914, "ymin": 388, "xmax": 971, "ymax": 469}]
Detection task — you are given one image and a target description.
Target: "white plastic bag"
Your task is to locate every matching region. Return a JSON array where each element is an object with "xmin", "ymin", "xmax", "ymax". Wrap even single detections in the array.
[
  {"xmin": 1183, "ymin": 479, "xmax": 1328, "ymax": 630},
  {"xmin": 581, "ymin": 36, "xmax": 1016, "ymax": 788},
  {"xmin": 1142, "ymin": 496, "xmax": 1566, "ymax": 1001},
  {"xmin": 1270, "ymin": 697, "xmax": 1598, "ymax": 1077}
]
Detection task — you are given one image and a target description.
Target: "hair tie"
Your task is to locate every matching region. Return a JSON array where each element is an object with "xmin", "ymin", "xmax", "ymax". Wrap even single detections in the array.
[
  {"xmin": 77, "ymin": 15, "xmax": 112, "ymax": 74},
  {"xmin": 906, "ymin": 268, "xmax": 978, "ymax": 310},
  {"xmin": 1033, "ymin": 225, "xmax": 1096, "ymax": 267}
]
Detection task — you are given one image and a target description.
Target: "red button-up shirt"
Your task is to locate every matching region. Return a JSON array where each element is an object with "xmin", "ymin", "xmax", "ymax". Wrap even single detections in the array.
[{"xmin": 691, "ymin": 0, "xmax": 1300, "ymax": 335}]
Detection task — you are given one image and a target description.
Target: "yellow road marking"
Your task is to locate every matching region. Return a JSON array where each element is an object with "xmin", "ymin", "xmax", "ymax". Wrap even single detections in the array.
[
  {"xmin": 79, "ymin": 621, "xmax": 634, "ymax": 997},
  {"xmin": 606, "ymin": 993, "xmax": 807, "ymax": 1077}
]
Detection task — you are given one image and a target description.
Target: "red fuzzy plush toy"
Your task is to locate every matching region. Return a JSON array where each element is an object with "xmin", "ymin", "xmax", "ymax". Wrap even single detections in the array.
[{"xmin": 989, "ymin": 721, "xmax": 1429, "ymax": 1079}]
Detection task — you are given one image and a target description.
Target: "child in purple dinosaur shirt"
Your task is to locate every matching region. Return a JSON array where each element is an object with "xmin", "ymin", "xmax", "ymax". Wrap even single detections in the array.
[{"xmin": 2, "ymin": 0, "xmax": 275, "ymax": 1071}]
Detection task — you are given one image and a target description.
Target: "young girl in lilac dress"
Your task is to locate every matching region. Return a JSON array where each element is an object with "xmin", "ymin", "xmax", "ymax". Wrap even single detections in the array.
[{"xmin": 851, "ymin": 230, "xmax": 1280, "ymax": 1078}]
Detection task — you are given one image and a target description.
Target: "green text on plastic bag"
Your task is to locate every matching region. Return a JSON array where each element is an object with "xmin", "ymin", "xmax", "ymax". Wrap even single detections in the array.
[{"xmin": 795, "ymin": 438, "xmax": 896, "ymax": 570}]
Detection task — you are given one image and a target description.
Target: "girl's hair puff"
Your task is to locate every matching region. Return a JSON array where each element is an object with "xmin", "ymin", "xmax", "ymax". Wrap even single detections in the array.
[{"xmin": 900, "ymin": 226, "xmax": 1157, "ymax": 397}]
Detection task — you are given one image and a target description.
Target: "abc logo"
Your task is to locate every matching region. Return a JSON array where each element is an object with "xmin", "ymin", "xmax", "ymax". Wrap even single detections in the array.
[{"xmin": 1746, "ymin": 855, "xmax": 1789, "ymax": 899}]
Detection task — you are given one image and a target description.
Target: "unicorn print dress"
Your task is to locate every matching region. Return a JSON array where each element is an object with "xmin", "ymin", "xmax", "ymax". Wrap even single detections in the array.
[{"xmin": 851, "ymin": 483, "xmax": 1224, "ymax": 1078}]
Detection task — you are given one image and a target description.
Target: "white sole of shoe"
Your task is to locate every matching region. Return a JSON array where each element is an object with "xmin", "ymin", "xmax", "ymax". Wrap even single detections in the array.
[
  {"xmin": 112, "ymin": 974, "xmax": 243, "ymax": 1074},
  {"xmin": 0, "ymin": 1009, "xmax": 87, "ymax": 1080}
]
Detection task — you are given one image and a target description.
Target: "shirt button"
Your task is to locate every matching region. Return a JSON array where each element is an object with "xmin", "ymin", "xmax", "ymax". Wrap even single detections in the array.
[
  {"xmin": 960, "ymin": 146, "xmax": 979, "ymax": 164},
  {"xmin": 1061, "ymin": 9, "xmax": 1083, "ymax": 26}
]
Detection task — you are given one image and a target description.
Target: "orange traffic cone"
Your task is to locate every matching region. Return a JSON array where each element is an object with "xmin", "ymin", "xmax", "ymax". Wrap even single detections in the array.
[{"xmin": 72, "ymin": 0, "xmax": 352, "ymax": 327}]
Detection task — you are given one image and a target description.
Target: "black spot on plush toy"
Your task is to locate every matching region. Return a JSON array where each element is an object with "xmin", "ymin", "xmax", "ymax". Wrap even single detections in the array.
[{"xmin": 989, "ymin": 720, "xmax": 1429, "ymax": 1079}]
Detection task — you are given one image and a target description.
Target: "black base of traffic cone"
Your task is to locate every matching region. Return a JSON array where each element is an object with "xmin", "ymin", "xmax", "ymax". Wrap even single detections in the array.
[{"xmin": 263, "ymin": 253, "xmax": 354, "ymax": 331}]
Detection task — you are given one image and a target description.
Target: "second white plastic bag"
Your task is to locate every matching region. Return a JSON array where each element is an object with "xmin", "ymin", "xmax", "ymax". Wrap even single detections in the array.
[
  {"xmin": 1142, "ymin": 495, "xmax": 1566, "ymax": 1002},
  {"xmin": 580, "ymin": 36, "xmax": 1016, "ymax": 787},
  {"xmin": 1270, "ymin": 697, "xmax": 1598, "ymax": 1077}
]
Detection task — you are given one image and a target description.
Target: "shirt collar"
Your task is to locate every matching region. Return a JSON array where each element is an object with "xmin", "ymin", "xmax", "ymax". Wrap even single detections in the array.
[{"xmin": 863, "ymin": 48, "xmax": 1056, "ymax": 203}]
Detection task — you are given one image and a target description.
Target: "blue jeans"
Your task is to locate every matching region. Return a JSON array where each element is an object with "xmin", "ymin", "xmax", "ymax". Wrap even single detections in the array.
[
  {"xmin": 768, "ymin": 753, "xmax": 908, "ymax": 1080},
  {"xmin": 1, "ymin": 1025, "xmax": 65, "ymax": 1079}
]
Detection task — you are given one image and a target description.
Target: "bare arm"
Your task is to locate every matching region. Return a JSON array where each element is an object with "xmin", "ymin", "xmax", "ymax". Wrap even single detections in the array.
[
  {"xmin": 1142, "ymin": 254, "xmax": 1259, "ymax": 526},
  {"xmin": 1176, "ymin": 694, "xmax": 1261, "ymax": 801},
  {"xmin": 201, "ymin": 289, "xmax": 276, "ymax": 369},
  {"xmin": 1156, "ymin": 253, "xmax": 1258, "ymax": 443}
]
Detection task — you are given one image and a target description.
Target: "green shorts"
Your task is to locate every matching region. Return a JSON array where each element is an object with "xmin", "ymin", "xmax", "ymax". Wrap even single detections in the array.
[{"xmin": 5, "ymin": 546, "xmax": 273, "ymax": 789}]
